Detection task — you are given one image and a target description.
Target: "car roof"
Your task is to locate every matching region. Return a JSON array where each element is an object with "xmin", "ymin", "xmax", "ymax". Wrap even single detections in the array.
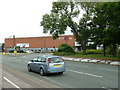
[{"xmin": 43, "ymin": 55, "xmax": 61, "ymax": 58}]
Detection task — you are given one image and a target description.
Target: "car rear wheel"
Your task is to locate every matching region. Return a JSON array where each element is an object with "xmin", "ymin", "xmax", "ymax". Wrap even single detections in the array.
[
  {"xmin": 27, "ymin": 65, "xmax": 32, "ymax": 72},
  {"xmin": 39, "ymin": 68, "xmax": 45, "ymax": 76}
]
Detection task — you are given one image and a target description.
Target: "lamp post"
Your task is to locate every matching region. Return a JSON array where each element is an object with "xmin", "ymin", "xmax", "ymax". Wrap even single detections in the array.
[
  {"xmin": 13, "ymin": 35, "xmax": 15, "ymax": 49},
  {"xmin": 64, "ymin": 36, "xmax": 69, "ymax": 44},
  {"xmin": 44, "ymin": 35, "xmax": 47, "ymax": 53}
]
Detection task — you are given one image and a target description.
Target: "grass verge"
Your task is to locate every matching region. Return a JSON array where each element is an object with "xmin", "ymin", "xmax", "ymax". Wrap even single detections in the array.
[{"xmin": 53, "ymin": 52, "xmax": 120, "ymax": 61}]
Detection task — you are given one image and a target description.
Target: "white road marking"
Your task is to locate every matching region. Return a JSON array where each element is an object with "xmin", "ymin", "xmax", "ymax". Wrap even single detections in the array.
[
  {"xmin": 67, "ymin": 64, "xmax": 88, "ymax": 68},
  {"xmin": 67, "ymin": 70, "xmax": 103, "ymax": 78},
  {"xmin": 101, "ymin": 87, "xmax": 106, "ymax": 89},
  {"xmin": 3, "ymin": 77, "xmax": 22, "ymax": 90},
  {"xmin": 99, "ymin": 68, "xmax": 118, "ymax": 72}
]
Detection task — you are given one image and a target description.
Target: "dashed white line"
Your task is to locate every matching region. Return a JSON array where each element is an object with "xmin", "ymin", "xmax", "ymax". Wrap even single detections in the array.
[
  {"xmin": 67, "ymin": 70, "xmax": 103, "ymax": 78},
  {"xmin": 99, "ymin": 68, "xmax": 118, "ymax": 72},
  {"xmin": 3, "ymin": 77, "xmax": 22, "ymax": 89},
  {"xmin": 67, "ymin": 64, "xmax": 88, "ymax": 68}
]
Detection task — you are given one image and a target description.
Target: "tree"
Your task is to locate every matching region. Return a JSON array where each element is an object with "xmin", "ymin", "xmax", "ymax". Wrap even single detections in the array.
[
  {"xmin": 93, "ymin": 2, "xmax": 120, "ymax": 56},
  {"xmin": 104, "ymin": 2, "xmax": 120, "ymax": 56},
  {"xmin": 1, "ymin": 43, "xmax": 4, "ymax": 52},
  {"xmin": 40, "ymin": 2, "xmax": 95, "ymax": 54}
]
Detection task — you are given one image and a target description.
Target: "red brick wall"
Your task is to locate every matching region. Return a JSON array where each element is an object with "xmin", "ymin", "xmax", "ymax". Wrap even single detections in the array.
[{"xmin": 4, "ymin": 35, "xmax": 75, "ymax": 49}]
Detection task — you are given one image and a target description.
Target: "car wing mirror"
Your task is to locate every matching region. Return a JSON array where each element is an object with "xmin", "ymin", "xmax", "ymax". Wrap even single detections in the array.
[{"xmin": 31, "ymin": 60, "xmax": 34, "ymax": 62}]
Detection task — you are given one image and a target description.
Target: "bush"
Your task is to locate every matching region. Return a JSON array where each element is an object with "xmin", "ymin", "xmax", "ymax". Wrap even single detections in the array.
[
  {"xmin": 87, "ymin": 49, "xmax": 103, "ymax": 54},
  {"xmin": 9, "ymin": 50, "xmax": 14, "ymax": 53},
  {"xmin": 76, "ymin": 49, "xmax": 103, "ymax": 55},
  {"xmin": 106, "ymin": 45, "xmax": 114, "ymax": 55},
  {"xmin": 53, "ymin": 51, "xmax": 74, "ymax": 56},
  {"xmin": 18, "ymin": 50, "xmax": 26, "ymax": 53},
  {"xmin": 117, "ymin": 50, "xmax": 120, "ymax": 57},
  {"xmin": 76, "ymin": 51, "xmax": 84, "ymax": 55},
  {"xmin": 106, "ymin": 45, "xmax": 119, "ymax": 56},
  {"xmin": 58, "ymin": 44, "xmax": 75, "ymax": 54}
]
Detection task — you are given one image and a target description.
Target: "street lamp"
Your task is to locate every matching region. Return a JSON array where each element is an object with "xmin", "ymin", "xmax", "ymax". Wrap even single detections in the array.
[{"xmin": 13, "ymin": 35, "xmax": 15, "ymax": 49}]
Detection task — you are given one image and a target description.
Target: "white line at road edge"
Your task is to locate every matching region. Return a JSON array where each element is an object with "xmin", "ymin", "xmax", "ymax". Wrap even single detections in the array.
[
  {"xmin": 3, "ymin": 77, "xmax": 22, "ymax": 89},
  {"xmin": 67, "ymin": 70, "xmax": 103, "ymax": 78}
]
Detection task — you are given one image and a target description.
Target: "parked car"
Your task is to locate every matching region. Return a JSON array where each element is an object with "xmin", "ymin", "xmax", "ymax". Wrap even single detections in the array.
[
  {"xmin": 17, "ymin": 50, "xmax": 26, "ymax": 53},
  {"xmin": 26, "ymin": 50, "xmax": 33, "ymax": 53},
  {"xmin": 27, "ymin": 55, "xmax": 65, "ymax": 76}
]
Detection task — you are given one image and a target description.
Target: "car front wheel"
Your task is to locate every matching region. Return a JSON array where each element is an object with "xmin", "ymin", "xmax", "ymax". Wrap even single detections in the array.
[{"xmin": 27, "ymin": 65, "xmax": 32, "ymax": 72}]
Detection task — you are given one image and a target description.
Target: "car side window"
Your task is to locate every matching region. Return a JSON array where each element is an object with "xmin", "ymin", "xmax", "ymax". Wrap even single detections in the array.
[
  {"xmin": 41, "ymin": 57, "xmax": 46, "ymax": 62},
  {"xmin": 37, "ymin": 57, "xmax": 42, "ymax": 62},
  {"xmin": 33, "ymin": 58, "xmax": 38, "ymax": 62}
]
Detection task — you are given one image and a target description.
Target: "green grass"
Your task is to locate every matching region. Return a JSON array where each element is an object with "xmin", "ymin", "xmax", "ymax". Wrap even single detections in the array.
[
  {"xmin": 66, "ymin": 54, "xmax": 120, "ymax": 61},
  {"xmin": 53, "ymin": 51, "xmax": 120, "ymax": 61}
]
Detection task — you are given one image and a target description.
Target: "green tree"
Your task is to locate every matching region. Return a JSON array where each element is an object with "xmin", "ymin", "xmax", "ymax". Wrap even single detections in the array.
[
  {"xmin": 92, "ymin": 2, "xmax": 108, "ymax": 56},
  {"xmin": 40, "ymin": 2, "xmax": 95, "ymax": 54},
  {"xmin": 104, "ymin": 2, "xmax": 120, "ymax": 56},
  {"xmin": 1, "ymin": 43, "xmax": 4, "ymax": 52},
  {"xmin": 93, "ymin": 2, "xmax": 120, "ymax": 56}
]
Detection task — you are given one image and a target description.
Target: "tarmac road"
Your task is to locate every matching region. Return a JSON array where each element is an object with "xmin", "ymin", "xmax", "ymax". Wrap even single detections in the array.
[{"xmin": 1, "ymin": 53, "xmax": 119, "ymax": 89}]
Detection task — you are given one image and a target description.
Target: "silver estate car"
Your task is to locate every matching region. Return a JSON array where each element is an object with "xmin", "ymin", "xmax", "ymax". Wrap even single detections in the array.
[{"xmin": 27, "ymin": 55, "xmax": 65, "ymax": 76}]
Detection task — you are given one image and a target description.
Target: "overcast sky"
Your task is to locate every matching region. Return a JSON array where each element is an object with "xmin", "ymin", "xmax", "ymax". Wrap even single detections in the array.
[{"xmin": 0, "ymin": 0, "xmax": 73, "ymax": 43}]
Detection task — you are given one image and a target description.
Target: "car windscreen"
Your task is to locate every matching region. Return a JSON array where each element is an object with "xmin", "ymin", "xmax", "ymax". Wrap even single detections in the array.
[{"xmin": 50, "ymin": 57, "xmax": 63, "ymax": 63}]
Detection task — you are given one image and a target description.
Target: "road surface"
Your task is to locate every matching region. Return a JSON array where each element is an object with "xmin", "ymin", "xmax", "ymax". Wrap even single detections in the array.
[{"xmin": 1, "ymin": 53, "xmax": 119, "ymax": 89}]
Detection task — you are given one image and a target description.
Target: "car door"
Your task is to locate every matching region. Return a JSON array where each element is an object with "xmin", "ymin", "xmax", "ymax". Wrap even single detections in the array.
[
  {"xmin": 40, "ymin": 57, "xmax": 47, "ymax": 72},
  {"xmin": 31, "ymin": 57, "xmax": 38, "ymax": 71},
  {"xmin": 34, "ymin": 57, "xmax": 42, "ymax": 72}
]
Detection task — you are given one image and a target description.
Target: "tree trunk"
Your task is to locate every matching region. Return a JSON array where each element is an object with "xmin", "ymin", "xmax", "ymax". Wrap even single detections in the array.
[
  {"xmin": 103, "ymin": 44, "xmax": 106, "ymax": 56},
  {"xmin": 112, "ymin": 43, "xmax": 117, "ymax": 57},
  {"xmin": 82, "ymin": 43, "xmax": 87, "ymax": 55}
]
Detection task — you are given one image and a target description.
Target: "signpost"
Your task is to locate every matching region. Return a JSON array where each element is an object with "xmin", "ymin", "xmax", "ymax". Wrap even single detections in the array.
[{"xmin": 64, "ymin": 36, "xmax": 69, "ymax": 44}]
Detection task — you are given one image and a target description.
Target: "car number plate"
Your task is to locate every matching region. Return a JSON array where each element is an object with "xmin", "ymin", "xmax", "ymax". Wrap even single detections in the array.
[{"xmin": 54, "ymin": 65, "xmax": 62, "ymax": 67}]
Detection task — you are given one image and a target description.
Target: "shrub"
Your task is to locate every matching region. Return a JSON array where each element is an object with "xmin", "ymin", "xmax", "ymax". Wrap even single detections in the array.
[
  {"xmin": 106, "ymin": 45, "xmax": 114, "ymax": 55},
  {"xmin": 18, "ymin": 50, "xmax": 26, "ymax": 53},
  {"xmin": 76, "ymin": 49, "xmax": 103, "ymax": 55},
  {"xmin": 9, "ymin": 50, "xmax": 14, "ymax": 53},
  {"xmin": 117, "ymin": 50, "xmax": 120, "ymax": 57},
  {"xmin": 58, "ymin": 44, "xmax": 75, "ymax": 53},
  {"xmin": 53, "ymin": 51, "xmax": 74, "ymax": 56},
  {"xmin": 106, "ymin": 45, "xmax": 118, "ymax": 56},
  {"xmin": 76, "ymin": 51, "xmax": 84, "ymax": 55},
  {"xmin": 87, "ymin": 49, "xmax": 103, "ymax": 54}
]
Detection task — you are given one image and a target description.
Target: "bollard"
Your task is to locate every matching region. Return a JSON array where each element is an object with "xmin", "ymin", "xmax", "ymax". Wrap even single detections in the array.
[
  {"xmin": 2, "ymin": 52, "xmax": 5, "ymax": 55},
  {"xmin": 14, "ymin": 51, "xmax": 17, "ymax": 56}
]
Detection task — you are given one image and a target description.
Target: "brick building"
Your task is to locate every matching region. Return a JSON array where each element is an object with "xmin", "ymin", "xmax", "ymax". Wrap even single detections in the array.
[{"xmin": 4, "ymin": 35, "xmax": 75, "ymax": 52}]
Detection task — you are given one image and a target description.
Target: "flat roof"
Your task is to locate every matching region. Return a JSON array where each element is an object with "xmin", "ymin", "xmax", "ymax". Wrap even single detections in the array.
[{"xmin": 5, "ymin": 35, "xmax": 74, "ymax": 39}]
